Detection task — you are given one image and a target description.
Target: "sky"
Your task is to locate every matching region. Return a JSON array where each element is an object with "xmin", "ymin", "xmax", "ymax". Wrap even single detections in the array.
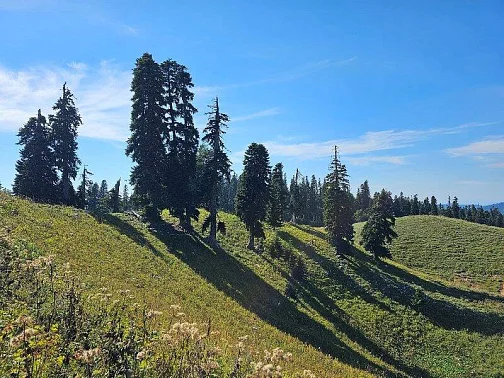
[{"xmin": 0, "ymin": 0, "xmax": 503, "ymax": 204}]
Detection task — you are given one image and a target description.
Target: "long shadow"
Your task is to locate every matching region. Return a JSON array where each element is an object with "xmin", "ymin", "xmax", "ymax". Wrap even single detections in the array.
[
  {"xmin": 143, "ymin": 221, "xmax": 410, "ymax": 377},
  {"xmin": 289, "ymin": 223, "xmax": 327, "ymax": 240},
  {"xmin": 264, "ymin": 254, "xmax": 432, "ymax": 378},
  {"xmin": 375, "ymin": 255, "xmax": 504, "ymax": 303},
  {"xmin": 350, "ymin": 249, "xmax": 504, "ymax": 336},
  {"xmin": 277, "ymin": 230, "xmax": 391, "ymax": 313}
]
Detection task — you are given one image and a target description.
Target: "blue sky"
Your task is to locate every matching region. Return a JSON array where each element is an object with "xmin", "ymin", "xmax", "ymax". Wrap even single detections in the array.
[{"xmin": 0, "ymin": 0, "xmax": 503, "ymax": 204}]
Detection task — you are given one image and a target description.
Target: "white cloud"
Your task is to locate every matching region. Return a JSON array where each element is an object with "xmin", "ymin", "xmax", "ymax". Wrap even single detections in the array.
[
  {"xmin": 232, "ymin": 108, "xmax": 280, "ymax": 122},
  {"xmin": 0, "ymin": 62, "xmax": 131, "ymax": 141},
  {"xmin": 260, "ymin": 122, "xmax": 495, "ymax": 161},
  {"xmin": 346, "ymin": 155, "xmax": 409, "ymax": 166},
  {"xmin": 445, "ymin": 136, "xmax": 504, "ymax": 156}
]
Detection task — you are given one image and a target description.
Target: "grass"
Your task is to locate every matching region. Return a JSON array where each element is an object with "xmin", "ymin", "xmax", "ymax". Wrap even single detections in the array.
[
  {"xmin": 355, "ymin": 215, "xmax": 504, "ymax": 294},
  {"xmin": 1, "ymin": 193, "xmax": 503, "ymax": 377}
]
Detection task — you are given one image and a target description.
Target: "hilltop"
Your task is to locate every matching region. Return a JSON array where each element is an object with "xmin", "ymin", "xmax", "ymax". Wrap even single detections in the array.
[{"xmin": 1, "ymin": 193, "xmax": 503, "ymax": 377}]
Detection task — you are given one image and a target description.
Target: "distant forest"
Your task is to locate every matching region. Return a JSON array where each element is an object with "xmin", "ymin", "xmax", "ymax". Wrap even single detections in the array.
[{"xmin": 7, "ymin": 52, "xmax": 504, "ymax": 259}]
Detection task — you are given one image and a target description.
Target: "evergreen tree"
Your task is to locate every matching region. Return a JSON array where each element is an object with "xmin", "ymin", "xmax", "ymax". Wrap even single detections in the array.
[
  {"xmin": 87, "ymin": 182, "xmax": 100, "ymax": 211},
  {"xmin": 99, "ymin": 180, "xmax": 109, "ymax": 200},
  {"xmin": 161, "ymin": 59, "xmax": 199, "ymax": 226},
  {"xmin": 289, "ymin": 169, "xmax": 302, "ymax": 223},
  {"xmin": 236, "ymin": 143, "xmax": 271, "ymax": 250},
  {"xmin": 109, "ymin": 179, "xmax": 122, "ymax": 213},
  {"xmin": 452, "ymin": 196, "xmax": 460, "ymax": 219},
  {"xmin": 267, "ymin": 163, "xmax": 287, "ymax": 227},
  {"xmin": 323, "ymin": 146, "xmax": 354, "ymax": 254},
  {"xmin": 126, "ymin": 53, "xmax": 167, "ymax": 220},
  {"xmin": 360, "ymin": 189, "xmax": 398, "ymax": 260},
  {"xmin": 219, "ymin": 173, "xmax": 238, "ymax": 213},
  {"xmin": 411, "ymin": 194, "xmax": 420, "ymax": 215},
  {"xmin": 76, "ymin": 165, "xmax": 93, "ymax": 209},
  {"xmin": 422, "ymin": 197, "xmax": 431, "ymax": 215},
  {"xmin": 13, "ymin": 110, "xmax": 58, "ymax": 203},
  {"xmin": 430, "ymin": 196, "xmax": 438, "ymax": 215},
  {"xmin": 201, "ymin": 97, "xmax": 231, "ymax": 243},
  {"xmin": 356, "ymin": 180, "xmax": 372, "ymax": 211},
  {"xmin": 122, "ymin": 184, "xmax": 130, "ymax": 211},
  {"xmin": 50, "ymin": 83, "xmax": 82, "ymax": 205}
]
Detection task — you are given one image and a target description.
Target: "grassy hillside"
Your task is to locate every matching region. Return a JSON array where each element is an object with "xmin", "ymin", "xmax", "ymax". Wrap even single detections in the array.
[
  {"xmin": 1, "ymin": 193, "xmax": 503, "ymax": 377},
  {"xmin": 356, "ymin": 215, "xmax": 504, "ymax": 294}
]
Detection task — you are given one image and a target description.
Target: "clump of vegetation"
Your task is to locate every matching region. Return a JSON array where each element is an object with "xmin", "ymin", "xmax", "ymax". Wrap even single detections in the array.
[{"xmin": 0, "ymin": 231, "xmax": 306, "ymax": 377}]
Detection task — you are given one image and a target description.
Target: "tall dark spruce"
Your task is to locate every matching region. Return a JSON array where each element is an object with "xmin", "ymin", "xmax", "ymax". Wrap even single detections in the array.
[
  {"xmin": 201, "ymin": 97, "xmax": 231, "ymax": 243},
  {"xmin": 161, "ymin": 59, "xmax": 199, "ymax": 226},
  {"xmin": 50, "ymin": 83, "xmax": 82, "ymax": 205},
  {"xmin": 360, "ymin": 189, "xmax": 398, "ymax": 260},
  {"xmin": 236, "ymin": 143, "xmax": 271, "ymax": 250},
  {"xmin": 13, "ymin": 109, "xmax": 58, "ymax": 202},
  {"xmin": 126, "ymin": 53, "xmax": 167, "ymax": 220},
  {"xmin": 323, "ymin": 146, "xmax": 354, "ymax": 254},
  {"xmin": 267, "ymin": 162, "xmax": 287, "ymax": 227}
]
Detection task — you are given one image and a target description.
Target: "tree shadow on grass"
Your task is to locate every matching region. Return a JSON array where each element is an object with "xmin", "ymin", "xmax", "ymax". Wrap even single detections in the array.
[
  {"xmin": 349, "ymin": 249, "xmax": 504, "ymax": 336},
  {"xmin": 265, "ymin": 256, "xmax": 432, "ymax": 378},
  {"xmin": 289, "ymin": 223, "xmax": 327, "ymax": 240},
  {"xmin": 147, "ymin": 221, "xmax": 416, "ymax": 377}
]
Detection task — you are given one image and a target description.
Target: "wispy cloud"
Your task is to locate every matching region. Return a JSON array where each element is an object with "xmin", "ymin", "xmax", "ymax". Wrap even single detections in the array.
[
  {"xmin": 0, "ymin": 62, "xmax": 131, "ymax": 141},
  {"xmin": 445, "ymin": 136, "xmax": 504, "ymax": 156},
  {"xmin": 259, "ymin": 122, "xmax": 498, "ymax": 163},
  {"xmin": 346, "ymin": 155, "xmax": 409, "ymax": 166},
  {"xmin": 194, "ymin": 56, "xmax": 357, "ymax": 97},
  {"xmin": 232, "ymin": 108, "xmax": 280, "ymax": 122}
]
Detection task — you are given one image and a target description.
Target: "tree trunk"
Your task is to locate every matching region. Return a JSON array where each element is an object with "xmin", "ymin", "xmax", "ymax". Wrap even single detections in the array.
[
  {"xmin": 209, "ymin": 193, "xmax": 217, "ymax": 243},
  {"xmin": 62, "ymin": 170, "xmax": 70, "ymax": 205},
  {"xmin": 247, "ymin": 233, "xmax": 254, "ymax": 250}
]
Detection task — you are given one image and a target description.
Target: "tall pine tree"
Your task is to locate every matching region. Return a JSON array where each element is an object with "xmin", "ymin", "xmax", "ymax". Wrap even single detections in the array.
[
  {"xmin": 236, "ymin": 143, "xmax": 271, "ymax": 250},
  {"xmin": 323, "ymin": 146, "xmax": 354, "ymax": 254},
  {"xmin": 126, "ymin": 53, "xmax": 167, "ymax": 219},
  {"xmin": 267, "ymin": 163, "xmax": 287, "ymax": 227},
  {"xmin": 13, "ymin": 109, "xmax": 58, "ymax": 203},
  {"xmin": 50, "ymin": 83, "xmax": 82, "ymax": 205},
  {"xmin": 201, "ymin": 97, "xmax": 231, "ymax": 243},
  {"xmin": 361, "ymin": 189, "xmax": 398, "ymax": 260}
]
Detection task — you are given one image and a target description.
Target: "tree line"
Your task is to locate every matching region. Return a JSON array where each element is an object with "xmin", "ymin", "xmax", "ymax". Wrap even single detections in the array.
[{"xmin": 11, "ymin": 51, "xmax": 501, "ymax": 263}]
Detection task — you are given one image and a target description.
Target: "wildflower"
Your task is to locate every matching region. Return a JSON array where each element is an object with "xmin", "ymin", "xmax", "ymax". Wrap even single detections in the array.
[
  {"xmin": 9, "ymin": 327, "xmax": 38, "ymax": 348},
  {"xmin": 136, "ymin": 350, "xmax": 148, "ymax": 361},
  {"xmin": 169, "ymin": 304, "xmax": 181, "ymax": 311},
  {"xmin": 238, "ymin": 335, "xmax": 249, "ymax": 342},
  {"xmin": 74, "ymin": 347, "xmax": 101, "ymax": 364}
]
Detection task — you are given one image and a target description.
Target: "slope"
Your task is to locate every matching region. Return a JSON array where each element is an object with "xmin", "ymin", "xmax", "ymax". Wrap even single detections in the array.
[
  {"xmin": 1, "ymin": 193, "xmax": 503, "ymax": 377},
  {"xmin": 355, "ymin": 215, "xmax": 504, "ymax": 293}
]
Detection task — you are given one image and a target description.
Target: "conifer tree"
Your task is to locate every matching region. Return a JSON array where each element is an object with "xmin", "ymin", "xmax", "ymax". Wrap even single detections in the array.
[
  {"xmin": 126, "ymin": 53, "xmax": 167, "ymax": 219},
  {"xmin": 361, "ymin": 189, "xmax": 398, "ymax": 260},
  {"xmin": 452, "ymin": 196, "xmax": 460, "ymax": 219},
  {"xmin": 430, "ymin": 196, "xmax": 438, "ymax": 215},
  {"xmin": 219, "ymin": 173, "xmax": 238, "ymax": 213},
  {"xmin": 267, "ymin": 163, "xmax": 286, "ymax": 227},
  {"xmin": 201, "ymin": 97, "xmax": 231, "ymax": 243},
  {"xmin": 289, "ymin": 169, "xmax": 302, "ymax": 223},
  {"xmin": 122, "ymin": 184, "xmax": 130, "ymax": 211},
  {"xmin": 161, "ymin": 60, "xmax": 199, "ymax": 226},
  {"xmin": 421, "ymin": 197, "xmax": 431, "ymax": 215},
  {"xmin": 411, "ymin": 194, "xmax": 420, "ymax": 215},
  {"xmin": 236, "ymin": 143, "xmax": 271, "ymax": 250},
  {"xmin": 76, "ymin": 165, "xmax": 93, "ymax": 209},
  {"xmin": 99, "ymin": 180, "xmax": 109, "ymax": 199},
  {"xmin": 13, "ymin": 110, "xmax": 58, "ymax": 203},
  {"xmin": 109, "ymin": 179, "xmax": 121, "ymax": 213},
  {"xmin": 50, "ymin": 83, "xmax": 82, "ymax": 205},
  {"xmin": 323, "ymin": 146, "xmax": 354, "ymax": 254},
  {"xmin": 87, "ymin": 182, "xmax": 100, "ymax": 211}
]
